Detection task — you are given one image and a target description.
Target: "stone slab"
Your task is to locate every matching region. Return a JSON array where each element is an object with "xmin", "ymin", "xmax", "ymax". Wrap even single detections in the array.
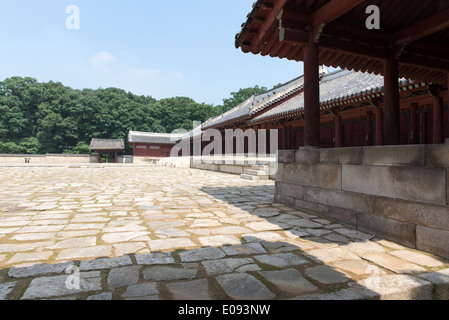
[
  {"xmin": 87, "ymin": 292, "xmax": 113, "ymax": 300},
  {"xmin": 22, "ymin": 271, "xmax": 102, "ymax": 300},
  {"xmin": 148, "ymin": 238, "xmax": 196, "ymax": 251},
  {"xmin": 253, "ymin": 253, "xmax": 308, "ymax": 268},
  {"xmin": 304, "ymin": 248, "xmax": 360, "ymax": 264},
  {"xmin": 179, "ymin": 247, "xmax": 226, "ymax": 262},
  {"xmin": 143, "ymin": 266, "xmax": 197, "ymax": 281},
  {"xmin": 375, "ymin": 197, "xmax": 449, "ymax": 231},
  {"xmin": 166, "ymin": 279, "xmax": 211, "ymax": 300},
  {"xmin": 389, "ymin": 250, "xmax": 445, "ymax": 268},
  {"xmin": 305, "ymin": 265, "xmax": 351, "ymax": 284},
  {"xmin": 320, "ymin": 147, "xmax": 362, "ymax": 165},
  {"xmin": 416, "ymin": 225, "xmax": 449, "ymax": 260},
  {"xmin": 349, "ymin": 274, "xmax": 432, "ymax": 300},
  {"xmin": 418, "ymin": 268, "xmax": 449, "ymax": 300},
  {"xmin": 304, "ymin": 187, "xmax": 373, "ymax": 214},
  {"xmin": 198, "ymin": 235, "xmax": 241, "ymax": 247},
  {"xmin": 275, "ymin": 182, "xmax": 304, "ymax": 200},
  {"xmin": 298, "ymin": 289, "xmax": 364, "ymax": 300},
  {"xmin": 56, "ymin": 245, "xmax": 112, "ymax": 261},
  {"xmin": 358, "ymin": 213, "xmax": 416, "ymax": 248},
  {"xmin": 8, "ymin": 261, "xmax": 75, "ymax": 278},
  {"xmin": 202, "ymin": 258, "xmax": 260, "ymax": 275},
  {"xmin": 425, "ymin": 144, "xmax": 449, "ymax": 167},
  {"xmin": 221, "ymin": 243, "xmax": 267, "ymax": 256},
  {"xmin": 0, "ymin": 282, "xmax": 16, "ymax": 300},
  {"xmin": 362, "ymin": 253, "xmax": 427, "ymax": 274},
  {"xmin": 282, "ymin": 163, "xmax": 342, "ymax": 190},
  {"xmin": 216, "ymin": 273, "xmax": 276, "ymax": 300},
  {"xmin": 122, "ymin": 283, "xmax": 158, "ymax": 298},
  {"xmin": 362, "ymin": 145, "xmax": 426, "ymax": 166},
  {"xmin": 259, "ymin": 269, "xmax": 318, "ymax": 295},
  {"xmin": 135, "ymin": 252, "xmax": 175, "ymax": 265},
  {"xmin": 342, "ymin": 165, "xmax": 446, "ymax": 205},
  {"xmin": 295, "ymin": 148, "xmax": 319, "ymax": 164},
  {"xmin": 107, "ymin": 266, "xmax": 140, "ymax": 288},
  {"xmin": 80, "ymin": 256, "xmax": 133, "ymax": 271}
]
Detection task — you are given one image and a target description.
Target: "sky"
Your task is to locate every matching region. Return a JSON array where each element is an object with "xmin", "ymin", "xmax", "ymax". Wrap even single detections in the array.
[{"xmin": 0, "ymin": 0, "xmax": 306, "ymax": 106}]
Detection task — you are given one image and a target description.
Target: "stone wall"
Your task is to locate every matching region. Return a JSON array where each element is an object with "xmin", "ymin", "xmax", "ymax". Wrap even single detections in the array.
[
  {"xmin": 275, "ymin": 143, "xmax": 449, "ymax": 260},
  {"xmin": 191, "ymin": 156, "xmax": 277, "ymax": 178},
  {"xmin": 0, "ymin": 154, "xmax": 96, "ymax": 165}
]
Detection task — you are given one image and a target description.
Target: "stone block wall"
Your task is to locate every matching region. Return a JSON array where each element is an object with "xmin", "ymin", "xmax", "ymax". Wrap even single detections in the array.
[
  {"xmin": 275, "ymin": 144, "xmax": 449, "ymax": 260},
  {"xmin": 191, "ymin": 156, "xmax": 277, "ymax": 179},
  {"xmin": 0, "ymin": 154, "xmax": 95, "ymax": 165}
]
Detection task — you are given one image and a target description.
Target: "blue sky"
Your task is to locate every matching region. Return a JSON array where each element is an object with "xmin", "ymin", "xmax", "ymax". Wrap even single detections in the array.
[{"xmin": 0, "ymin": 1, "xmax": 305, "ymax": 105}]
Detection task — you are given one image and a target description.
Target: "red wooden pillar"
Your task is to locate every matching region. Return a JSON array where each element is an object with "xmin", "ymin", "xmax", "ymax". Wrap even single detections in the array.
[
  {"xmin": 375, "ymin": 107, "xmax": 384, "ymax": 146},
  {"xmin": 114, "ymin": 151, "xmax": 118, "ymax": 164},
  {"xmin": 280, "ymin": 124, "xmax": 287, "ymax": 150},
  {"xmin": 97, "ymin": 152, "xmax": 101, "ymax": 164},
  {"xmin": 410, "ymin": 103, "xmax": 418, "ymax": 144},
  {"xmin": 288, "ymin": 125, "xmax": 294, "ymax": 149},
  {"xmin": 383, "ymin": 58, "xmax": 401, "ymax": 145},
  {"xmin": 433, "ymin": 96, "xmax": 444, "ymax": 144},
  {"xmin": 304, "ymin": 37, "xmax": 321, "ymax": 147},
  {"xmin": 366, "ymin": 111, "xmax": 373, "ymax": 146},
  {"xmin": 334, "ymin": 116, "xmax": 342, "ymax": 148}
]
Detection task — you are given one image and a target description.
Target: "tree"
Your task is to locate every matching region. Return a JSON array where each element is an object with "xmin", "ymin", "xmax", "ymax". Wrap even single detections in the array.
[
  {"xmin": 218, "ymin": 85, "xmax": 268, "ymax": 114},
  {"xmin": 0, "ymin": 75, "xmax": 269, "ymax": 155}
]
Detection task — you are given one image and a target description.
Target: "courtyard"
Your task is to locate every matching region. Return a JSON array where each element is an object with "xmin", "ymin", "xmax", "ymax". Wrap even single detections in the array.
[{"xmin": 0, "ymin": 165, "xmax": 447, "ymax": 300}]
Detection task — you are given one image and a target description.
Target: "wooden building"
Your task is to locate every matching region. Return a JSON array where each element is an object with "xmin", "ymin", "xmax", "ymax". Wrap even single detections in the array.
[
  {"xmin": 89, "ymin": 139, "xmax": 125, "ymax": 164},
  {"xmin": 227, "ymin": 0, "xmax": 449, "ymax": 260},
  {"xmin": 200, "ymin": 67, "xmax": 445, "ymax": 153},
  {"xmin": 234, "ymin": 0, "xmax": 449, "ymax": 148},
  {"xmin": 128, "ymin": 131, "xmax": 184, "ymax": 158}
]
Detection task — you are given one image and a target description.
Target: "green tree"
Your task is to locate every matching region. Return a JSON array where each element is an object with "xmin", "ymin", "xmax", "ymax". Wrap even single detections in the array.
[{"xmin": 218, "ymin": 85, "xmax": 268, "ymax": 114}]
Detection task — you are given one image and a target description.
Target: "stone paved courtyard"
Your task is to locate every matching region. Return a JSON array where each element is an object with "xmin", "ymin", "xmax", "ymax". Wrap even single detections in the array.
[{"xmin": 0, "ymin": 165, "xmax": 448, "ymax": 300}]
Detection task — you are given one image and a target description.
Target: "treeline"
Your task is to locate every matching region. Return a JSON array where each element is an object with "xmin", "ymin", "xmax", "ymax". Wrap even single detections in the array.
[{"xmin": 0, "ymin": 77, "xmax": 269, "ymax": 154}]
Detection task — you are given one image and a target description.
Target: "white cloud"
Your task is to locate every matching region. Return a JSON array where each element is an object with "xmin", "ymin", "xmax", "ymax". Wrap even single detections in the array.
[{"xmin": 88, "ymin": 51, "xmax": 118, "ymax": 70}]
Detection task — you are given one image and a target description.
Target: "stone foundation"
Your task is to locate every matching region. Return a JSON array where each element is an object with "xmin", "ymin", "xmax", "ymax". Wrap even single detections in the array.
[{"xmin": 275, "ymin": 144, "xmax": 449, "ymax": 260}]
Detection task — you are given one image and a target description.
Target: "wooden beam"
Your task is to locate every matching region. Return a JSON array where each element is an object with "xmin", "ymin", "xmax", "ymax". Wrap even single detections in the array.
[
  {"xmin": 400, "ymin": 53, "xmax": 449, "ymax": 73},
  {"xmin": 251, "ymin": 0, "xmax": 288, "ymax": 52},
  {"xmin": 280, "ymin": 28, "xmax": 390, "ymax": 60},
  {"xmin": 311, "ymin": 0, "xmax": 365, "ymax": 28},
  {"xmin": 393, "ymin": 8, "xmax": 449, "ymax": 45},
  {"xmin": 280, "ymin": 25, "xmax": 449, "ymax": 73}
]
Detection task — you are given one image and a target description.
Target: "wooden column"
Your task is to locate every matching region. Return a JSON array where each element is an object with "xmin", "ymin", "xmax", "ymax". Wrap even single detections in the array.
[
  {"xmin": 383, "ymin": 58, "xmax": 401, "ymax": 145},
  {"xmin": 366, "ymin": 111, "xmax": 373, "ymax": 146},
  {"xmin": 114, "ymin": 151, "xmax": 118, "ymax": 164},
  {"xmin": 334, "ymin": 115, "xmax": 342, "ymax": 148},
  {"xmin": 280, "ymin": 124, "xmax": 287, "ymax": 150},
  {"xmin": 97, "ymin": 152, "xmax": 101, "ymax": 164},
  {"xmin": 375, "ymin": 107, "xmax": 384, "ymax": 146},
  {"xmin": 410, "ymin": 103, "xmax": 418, "ymax": 144},
  {"xmin": 289, "ymin": 125, "xmax": 294, "ymax": 149},
  {"xmin": 433, "ymin": 95, "xmax": 444, "ymax": 144},
  {"xmin": 304, "ymin": 37, "xmax": 321, "ymax": 147}
]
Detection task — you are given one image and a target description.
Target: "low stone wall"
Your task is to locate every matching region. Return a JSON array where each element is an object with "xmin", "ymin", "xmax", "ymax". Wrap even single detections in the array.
[
  {"xmin": 0, "ymin": 154, "xmax": 96, "ymax": 165},
  {"xmin": 275, "ymin": 143, "xmax": 449, "ymax": 260},
  {"xmin": 191, "ymin": 156, "xmax": 277, "ymax": 178}
]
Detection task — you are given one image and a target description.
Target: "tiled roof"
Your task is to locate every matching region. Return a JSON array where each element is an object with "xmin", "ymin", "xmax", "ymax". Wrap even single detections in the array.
[
  {"xmin": 128, "ymin": 132, "xmax": 183, "ymax": 145},
  {"xmin": 90, "ymin": 139, "xmax": 125, "ymax": 151},
  {"xmin": 251, "ymin": 69, "xmax": 418, "ymax": 123},
  {"xmin": 203, "ymin": 74, "xmax": 306, "ymax": 129}
]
